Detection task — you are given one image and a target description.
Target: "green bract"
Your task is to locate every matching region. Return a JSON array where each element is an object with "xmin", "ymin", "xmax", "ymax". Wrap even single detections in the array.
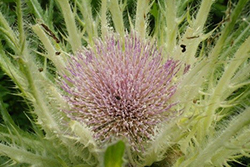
[{"xmin": 0, "ymin": 0, "xmax": 250, "ymax": 166}]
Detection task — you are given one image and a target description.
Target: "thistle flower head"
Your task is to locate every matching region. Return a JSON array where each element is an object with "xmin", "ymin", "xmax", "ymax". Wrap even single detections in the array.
[{"xmin": 61, "ymin": 33, "xmax": 179, "ymax": 151}]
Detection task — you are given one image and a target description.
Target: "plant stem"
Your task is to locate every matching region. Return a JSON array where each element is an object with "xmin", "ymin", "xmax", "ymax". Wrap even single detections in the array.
[
  {"xmin": 78, "ymin": 0, "xmax": 96, "ymax": 44},
  {"xmin": 109, "ymin": 0, "xmax": 125, "ymax": 37},
  {"xmin": 135, "ymin": 0, "xmax": 150, "ymax": 39},
  {"xmin": 210, "ymin": 0, "xmax": 248, "ymax": 60},
  {"xmin": 189, "ymin": 107, "xmax": 250, "ymax": 166},
  {"xmin": 203, "ymin": 34, "xmax": 250, "ymax": 135},
  {"xmin": 0, "ymin": 143, "xmax": 60, "ymax": 166},
  {"xmin": 32, "ymin": 24, "xmax": 66, "ymax": 71},
  {"xmin": 16, "ymin": 0, "xmax": 25, "ymax": 54},
  {"xmin": 166, "ymin": 0, "xmax": 177, "ymax": 55},
  {"xmin": 56, "ymin": 0, "xmax": 81, "ymax": 53},
  {"xmin": 184, "ymin": 0, "xmax": 214, "ymax": 64},
  {"xmin": 101, "ymin": 0, "xmax": 108, "ymax": 38}
]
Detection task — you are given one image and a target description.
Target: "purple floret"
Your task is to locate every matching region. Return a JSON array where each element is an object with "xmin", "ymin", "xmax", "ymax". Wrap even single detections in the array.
[{"xmin": 60, "ymin": 33, "xmax": 179, "ymax": 152}]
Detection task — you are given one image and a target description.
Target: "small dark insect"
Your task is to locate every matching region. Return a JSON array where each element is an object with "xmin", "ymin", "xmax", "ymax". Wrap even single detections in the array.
[
  {"xmin": 115, "ymin": 95, "xmax": 121, "ymax": 100},
  {"xmin": 41, "ymin": 24, "xmax": 60, "ymax": 43},
  {"xmin": 55, "ymin": 51, "xmax": 61, "ymax": 55},
  {"xmin": 186, "ymin": 35, "xmax": 199, "ymax": 39},
  {"xmin": 180, "ymin": 44, "xmax": 186, "ymax": 53},
  {"xmin": 38, "ymin": 68, "xmax": 43, "ymax": 72}
]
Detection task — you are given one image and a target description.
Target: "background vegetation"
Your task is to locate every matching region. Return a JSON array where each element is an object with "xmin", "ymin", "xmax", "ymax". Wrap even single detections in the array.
[{"xmin": 0, "ymin": 0, "xmax": 249, "ymax": 166}]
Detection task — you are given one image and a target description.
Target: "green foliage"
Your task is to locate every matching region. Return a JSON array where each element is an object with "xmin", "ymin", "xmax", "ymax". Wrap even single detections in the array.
[
  {"xmin": 0, "ymin": 69, "xmax": 30, "ymax": 131},
  {"xmin": 0, "ymin": 0, "xmax": 250, "ymax": 166},
  {"xmin": 104, "ymin": 141, "xmax": 125, "ymax": 167}
]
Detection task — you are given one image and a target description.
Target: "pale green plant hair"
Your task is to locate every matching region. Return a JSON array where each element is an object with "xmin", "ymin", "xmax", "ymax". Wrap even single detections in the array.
[{"xmin": 0, "ymin": 0, "xmax": 250, "ymax": 166}]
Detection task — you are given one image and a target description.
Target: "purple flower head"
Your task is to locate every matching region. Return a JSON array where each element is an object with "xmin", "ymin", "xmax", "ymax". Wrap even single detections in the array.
[{"xmin": 60, "ymin": 33, "xmax": 179, "ymax": 152}]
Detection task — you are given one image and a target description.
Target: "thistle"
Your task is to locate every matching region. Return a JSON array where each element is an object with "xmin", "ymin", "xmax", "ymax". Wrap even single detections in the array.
[
  {"xmin": 61, "ymin": 34, "xmax": 179, "ymax": 151},
  {"xmin": 0, "ymin": 0, "xmax": 250, "ymax": 167}
]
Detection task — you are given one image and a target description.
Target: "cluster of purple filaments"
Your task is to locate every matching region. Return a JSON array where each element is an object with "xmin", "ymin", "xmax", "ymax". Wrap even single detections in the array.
[{"xmin": 61, "ymin": 34, "xmax": 179, "ymax": 152}]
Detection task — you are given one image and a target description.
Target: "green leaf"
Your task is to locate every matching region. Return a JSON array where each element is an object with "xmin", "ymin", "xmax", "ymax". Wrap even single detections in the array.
[
  {"xmin": 150, "ymin": 2, "xmax": 158, "ymax": 19},
  {"xmin": 104, "ymin": 141, "xmax": 125, "ymax": 167}
]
